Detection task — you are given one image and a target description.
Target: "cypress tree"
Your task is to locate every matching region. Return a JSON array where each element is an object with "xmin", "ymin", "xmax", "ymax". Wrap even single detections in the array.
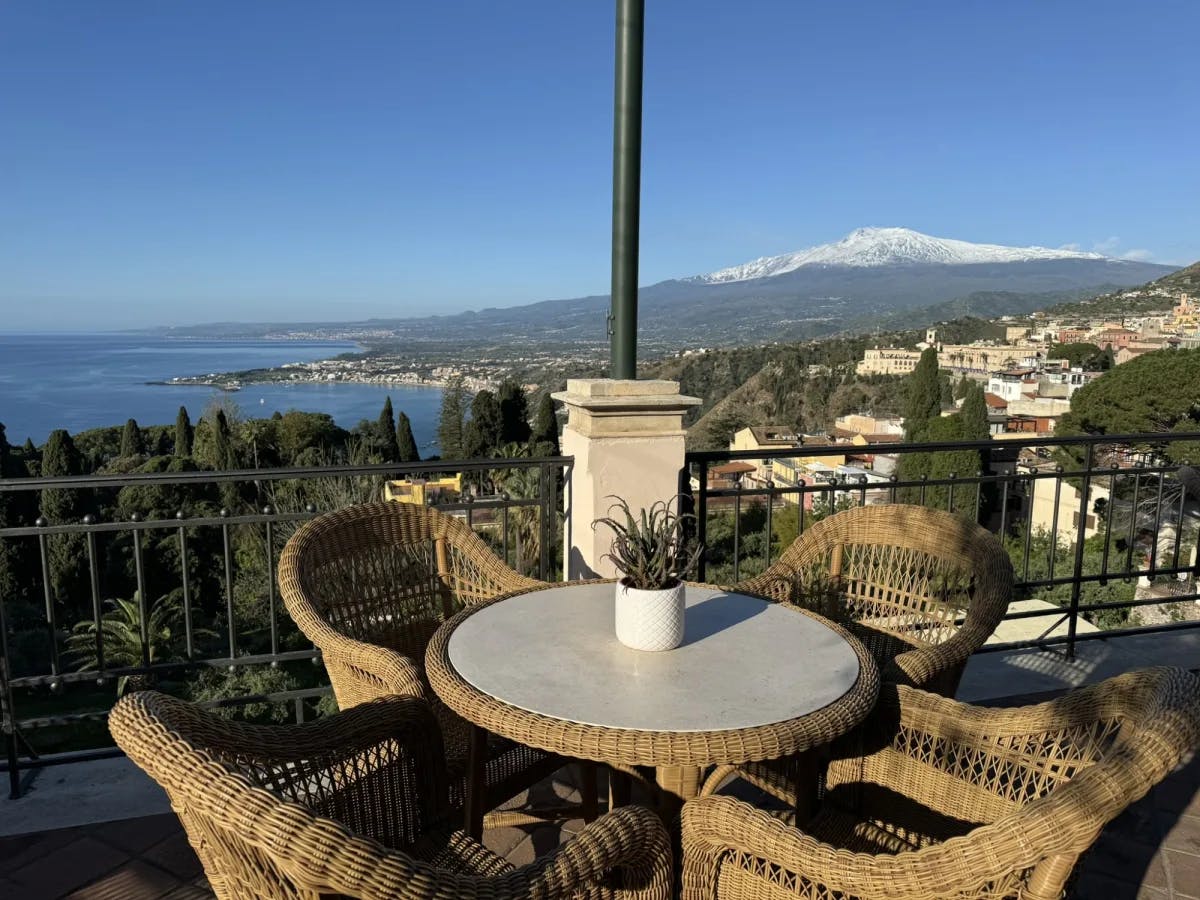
[
  {"xmin": 40, "ymin": 430, "xmax": 83, "ymax": 520},
  {"xmin": 464, "ymin": 390, "xmax": 503, "ymax": 458},
  {"xmin": 959, "ymin": 384, "xmax": 991, "ymax": 441},
  {"xmin": 22, "ymin": 437, "xmax": 38, "ymax": 476},
  {"xmin": 120, "ymin": 418, "xmax": 145, "ymax": 458},
  {"xmin": 437, "ymin": 374, "xmax": 468, "ymax": 459},
  {"xmin": 377, "ymin": 397, "xmax": 401, "ymax": 462},
  {"xmin": 497, "ymin": 379, "xmax": 531, "ymax": 445},
  {"xmin": 175, "ymin": 406, "xmax": 193, "ymax": 457},
  {"xmin": 0, "ymin": 423, "xmax": 18, "ymax": 603},
  {"xmin": 396, "ymin": 411, "xmax": 420, "ymax": 462},
  {"xmin": 40, "ymin": 429, "xmax": 89, "ymax": 603},
  {"xmin": 903, "ymin": 347, "xmax": 942, "ymax": 439},
  {"xmin": 213, "ymin": 410, "xmax": 234, "ymax": 470},
  {"xmin": 530, "ymin": 394, "xmax": 559, "ymax": 454}
]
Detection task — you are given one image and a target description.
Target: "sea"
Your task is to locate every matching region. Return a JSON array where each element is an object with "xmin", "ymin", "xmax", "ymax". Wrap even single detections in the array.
[{"xmin": 0, "ymin": 333, "xmax": 445, "ymax": 451}]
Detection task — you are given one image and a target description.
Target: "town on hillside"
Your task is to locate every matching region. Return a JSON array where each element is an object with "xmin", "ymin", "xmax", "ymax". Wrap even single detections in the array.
[{"xmin": 698, "ymin": 291, "xmax": 1200, "ymax": 623}]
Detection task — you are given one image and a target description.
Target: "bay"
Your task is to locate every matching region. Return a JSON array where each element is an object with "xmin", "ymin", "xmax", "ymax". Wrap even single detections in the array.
[{"xmin": 0, "ymin": 333, "xmax": 444, "ymax": 451}]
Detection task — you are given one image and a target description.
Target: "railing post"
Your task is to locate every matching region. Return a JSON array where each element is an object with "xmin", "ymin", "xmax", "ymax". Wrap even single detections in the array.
[
  {"xmin": 539, "ymin": 463, "xmax": 552, "ymax": 582},
  {"xmin": 0, "ymin": 589, "xmax": 20, "ymax": 799},
  {"xmin": 1065, "ymin": 444, "xmax": 1094, "ymax": 658},
  {"xmin": 696, "ymin": 462, "xmax": 709, "ymax": 582}
]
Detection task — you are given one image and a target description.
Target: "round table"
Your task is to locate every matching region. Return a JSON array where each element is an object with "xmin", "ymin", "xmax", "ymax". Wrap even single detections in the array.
[{"xmin": 426, "ymin": 582, "xmax": 879, "ymax": 836}]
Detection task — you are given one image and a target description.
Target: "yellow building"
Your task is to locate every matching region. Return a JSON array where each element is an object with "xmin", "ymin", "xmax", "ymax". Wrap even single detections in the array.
[
  {"xmin": 729, "ymin": 426, "xmax": 800, "ymax": 486},
  {"xmin": 383, "ymin": 473, "xmax": 463, "ymax": 506}
]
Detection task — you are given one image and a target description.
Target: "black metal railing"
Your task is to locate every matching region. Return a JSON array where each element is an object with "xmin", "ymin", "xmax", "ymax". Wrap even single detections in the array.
[
  {"xmin": 0, "ymin": 455, "xmax": 570, "ymax": 797},
  {"xmin": 683, "ymin": 431, "xmax": 1200, "ymax": 657}
]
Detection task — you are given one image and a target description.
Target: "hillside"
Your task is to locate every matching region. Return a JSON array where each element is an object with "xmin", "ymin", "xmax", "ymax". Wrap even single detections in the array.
[
  {"xmin": 1047, "ymin": 259, "xmax": 1200, "ymax": 319},
  {"xmin": 643, "ymin": 330, "xmax": 918, "ymax": 450}
]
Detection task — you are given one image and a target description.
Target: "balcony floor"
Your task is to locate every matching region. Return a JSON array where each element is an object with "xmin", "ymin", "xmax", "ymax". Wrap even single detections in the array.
[{"xmin": 2, "ymin": 753, "xmax": 1198, "ymax": 899}]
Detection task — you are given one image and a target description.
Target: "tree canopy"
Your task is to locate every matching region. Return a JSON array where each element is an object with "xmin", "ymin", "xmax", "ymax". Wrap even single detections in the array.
[
  {"xmin": 1055, "ymin": 349, "xmax": 1200, "ymax": 462},
  {"xmin": 120, "ymin": 418, "xmax": 145, "ymax": 458},
  {"xmin": 463, "ymin": 389, "xmax": 503, "ymax": 459},
  {"xmin": 531, "ymin": 394, "xmax": 559, "ymax": 454},
  {"xmin": 497, "ymin": 379, "xmax": 531, "ymax": 445},
  {"xmin": 396, "ymin": 411, "xmax": 419, "ymax": 462},
  {"xmin": 174, "ymin": 407, "xmax": 193, "ymax": 457},
  {"xmin": 437, "ymin": 374, "xmax": 468, "ymax": 459},
  {"xmin": 902, "ymin": 347, "xmax": 941, "ymax": 439},
  {"xmin": 377, "ymin": 397, "xmax": 401, "ymax": 462},
  {"xmin": 1047, "ymin": 342, "xmax": 1112, "ymax": 371}
]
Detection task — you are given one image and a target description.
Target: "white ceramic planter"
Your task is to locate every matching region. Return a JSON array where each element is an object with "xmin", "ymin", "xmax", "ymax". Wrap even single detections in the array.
[{"xmin": 614, "ymin": 580, "xmax": 686, "ymax": 651}]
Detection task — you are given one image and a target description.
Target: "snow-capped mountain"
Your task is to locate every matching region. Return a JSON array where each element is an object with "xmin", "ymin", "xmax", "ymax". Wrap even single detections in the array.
[{"xmin": 694, "ymin": 227, "xmax": 1108, "ymax": 284}]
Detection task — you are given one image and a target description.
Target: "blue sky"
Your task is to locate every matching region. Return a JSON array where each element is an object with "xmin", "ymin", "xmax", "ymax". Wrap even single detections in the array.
[{"xmin": 2, "ymin": 1, "xmax": 1198, "ymax": 330}]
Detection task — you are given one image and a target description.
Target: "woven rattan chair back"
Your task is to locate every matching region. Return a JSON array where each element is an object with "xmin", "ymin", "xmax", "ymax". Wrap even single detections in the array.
[
  {"xmin": 113, "ymin": 692, "xmax": 675, "ymax": 899},
  {"xmin": 280, "ymin": 501, "xmax": 542, "ymax": 706},
  {"xmin": 685, "ymin": 667, "xmax": 1200, "ymax": 900},
  {"xmin": 110, "ymin": 691, "xmax": 453, "ymax": 899},
  {"xmin": 736, "ymin": 503, "xmax": 1012, "ymax": 693}
]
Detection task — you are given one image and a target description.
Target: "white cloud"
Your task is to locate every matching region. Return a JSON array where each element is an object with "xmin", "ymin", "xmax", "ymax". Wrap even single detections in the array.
[{"xmin": 1072, "ymin": 236, "xmax": 1158, "ymax": 262}]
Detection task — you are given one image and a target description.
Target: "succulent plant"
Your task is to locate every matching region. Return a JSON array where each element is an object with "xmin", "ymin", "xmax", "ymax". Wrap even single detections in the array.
[{"xmin": 592, "ymin": 495, "xmax": 703, "ymax": 590}]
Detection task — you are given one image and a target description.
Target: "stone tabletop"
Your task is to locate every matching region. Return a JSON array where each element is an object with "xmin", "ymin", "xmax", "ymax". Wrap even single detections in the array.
[{"xmin": 446, "ymin": 583, "xmax": 862, "ymax": 733}]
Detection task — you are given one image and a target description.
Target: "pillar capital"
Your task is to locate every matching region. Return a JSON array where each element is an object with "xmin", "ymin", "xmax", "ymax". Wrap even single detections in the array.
[{"xmin": 554, "ymin": 379, "xmax": 700, "ymax": 579}]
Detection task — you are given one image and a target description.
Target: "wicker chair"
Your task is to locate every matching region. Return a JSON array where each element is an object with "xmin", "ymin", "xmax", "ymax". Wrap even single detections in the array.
[
  {"xmin": 735, "ymin": 504, "xmax": 1013, "ymax": 696},
  {"xmin": 111, "ymin": 691, "xmax": 673, "ymax": 900},
  {"xmin": 278, "ymin": 501, "xmax": 572, "ymax": 824},
  {"xmin": 685, "ymin": 668, "xmax": 1200, "ymax": 900}
]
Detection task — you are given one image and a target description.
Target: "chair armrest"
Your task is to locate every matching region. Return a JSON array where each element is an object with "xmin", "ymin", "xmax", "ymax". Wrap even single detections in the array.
[
  {"xmin": 681, "ymin": 795, "xmax": 1009, "ymax": 899},
  {"xmin": 304, "ymin": 805, "xmax": 673, "ymax": 899},
  {"xmin": 504, "ymin": 804, "xmax": 673, "ymax": 899},
  {"xmin": 322, "ymin": 635, "xmax": 428, "ymax": 705},
  {"xmin": 887, "ymin": 629, "xmax": 976, "ymax": 690}
]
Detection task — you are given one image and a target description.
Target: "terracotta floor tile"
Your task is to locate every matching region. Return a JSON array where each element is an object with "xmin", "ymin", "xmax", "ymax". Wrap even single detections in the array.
[
  {"xmin": 158, "ymin": 883, "xmax": 214, "ymax": 900},
  {"xmin": 140, "ymin": 832, "xmax": 204, "ymax": 881},
  {"xmin": 1073, "ymin": 872, "xmax": 1152, "ymax": 900},
  {"xmin": 9, "ymin": 836, "xmax": 126, "ymax": 900},
  {"xmin": 65, "ymin": 860, "xmax": 180, "ymax": 900},
  {"xmin": 482, "ymin": 823, "xmax": 533, "ymax": 859},
  {"xmin": 0, "ymin": 825, "xmax": 88, "ymax": 871},
  {"xmin": 91, "ymin": 815, "xmax": 183, "ymax": 854},
  {"xmin": 1167, "ymin": 848, "xmax": 1200, "ymax": 898},
  {"xmin": 1163, "ymin": 815, "xmax": 1200, "ymax": 857},
  {"xmin": 1082, "ymin": 836, "xmax": 1169, "ymax": 890}
]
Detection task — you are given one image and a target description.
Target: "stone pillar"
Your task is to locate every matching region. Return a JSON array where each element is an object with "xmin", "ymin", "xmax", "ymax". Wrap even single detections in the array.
[{"xmin": 552, "ymin": 379, "xmax": 701, "ymax": 580}]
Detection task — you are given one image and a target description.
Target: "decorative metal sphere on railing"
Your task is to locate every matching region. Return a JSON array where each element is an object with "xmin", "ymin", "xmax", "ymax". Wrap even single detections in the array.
[
  {"xmin": 129, "ymin": 512, "xmax": 142, "ymax": 522},
  {"xmin": 305, "ymin": 503, "xmax": 317, "ymax": 514},
  {"xmin": 176, "ymin": 510, "xmax": 186, "ymax": 520},
  {"xmin": 262, "ymin": 505, "xmax": 273, "ymax": 515},
  {"xmin": 219, "ymin": 508, "xmax": 230, "ymax": 517},
  {"xmin": 35, "ymin": 516, "xmax": 47, "ymax": 527},
  {"xmin": 48, "ymin": 677, "xmax": 63, "ymax": 694},
  {"xmin": 82, "ymin": 514, "xmax": 95, "ymax": 525}
]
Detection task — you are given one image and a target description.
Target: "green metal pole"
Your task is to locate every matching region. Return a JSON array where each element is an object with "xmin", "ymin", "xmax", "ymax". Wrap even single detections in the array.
[{"xmin": 610, "ymin": 0, "xmax": 644, "ymax": 380}]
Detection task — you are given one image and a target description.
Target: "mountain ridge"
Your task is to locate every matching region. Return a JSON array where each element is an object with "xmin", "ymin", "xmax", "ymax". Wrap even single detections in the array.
[{"xmin": 145, "ymin": 228, "xmax": 1178, "ymax": 349}]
